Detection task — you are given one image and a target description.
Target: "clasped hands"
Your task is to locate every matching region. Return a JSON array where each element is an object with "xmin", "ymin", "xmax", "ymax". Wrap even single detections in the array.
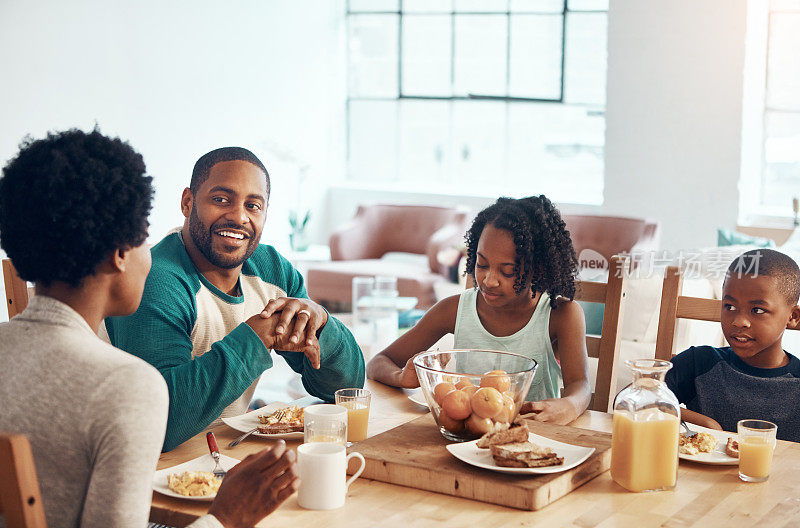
[{"xmin": 246, "ymin": 297, "xmax": 328, "ymax": 369}]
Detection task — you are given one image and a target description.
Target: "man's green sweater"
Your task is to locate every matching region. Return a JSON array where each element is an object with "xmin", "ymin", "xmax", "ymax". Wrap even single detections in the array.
[{"xmin": 106, "ymin": 232, "xmax": 364, "ymax": 451}]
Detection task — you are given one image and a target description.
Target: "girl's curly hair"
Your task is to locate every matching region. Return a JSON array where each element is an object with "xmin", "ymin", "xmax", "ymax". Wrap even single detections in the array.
[{"xmin": 464, "ymin": 195, "xmax": 578, "ymax": 308}]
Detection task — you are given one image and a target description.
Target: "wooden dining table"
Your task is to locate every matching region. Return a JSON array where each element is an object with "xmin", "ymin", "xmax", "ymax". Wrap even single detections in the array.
[{"xmin": 150, "ymin": 379, "xmax": 800, "ymax": 528}]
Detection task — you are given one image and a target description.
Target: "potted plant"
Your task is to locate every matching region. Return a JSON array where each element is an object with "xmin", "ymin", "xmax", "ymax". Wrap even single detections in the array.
[{"xmin": 289, "ymin": 209, "xmax": 311, "ymax": 251}]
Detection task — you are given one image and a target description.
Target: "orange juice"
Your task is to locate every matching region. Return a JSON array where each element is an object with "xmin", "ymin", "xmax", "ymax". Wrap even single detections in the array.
[
  {"xmin": 739, "ymin": 436, "xmax": 774, "ymax": 479},
  {"xmin": 340, "ymin": 401, "xmax": 370, "ymax": 442},
  {"xmin": 611, "ymin": 409, "xmax": 679, "ymax": 492}
]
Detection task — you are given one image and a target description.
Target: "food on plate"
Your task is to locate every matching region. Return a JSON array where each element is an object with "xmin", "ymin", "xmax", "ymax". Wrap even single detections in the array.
[
  {"xmin": 725, "ymin": 437, "xmax": 739, "ymax": 458},
  {"xmin": 476, "ymin": 421, "xmax": 528, "ymax": 448},
  {"xmin": 471, "ymin": 387, "xmax": 504, "ymax": 419},
  {"xmin": 678, "ymin": 431, "xmax": 717, "ymax": 455},
  {"xmin": 480, "ymin": 370, "xmax": 511, "ymax": 393},
  {"xmin": 490, "ymin": 442, "xmax": 564, "ymax": 468},
  {"xmin": 257, "ymin": 405, "xmax": 304, "ymax": 434},
  {"xmin": 167, "ymin": 471, "xmax": 222, "ymax": 497},
  {"xmin": 441, "ymin": 390, "xmax": 472, "ymax": 420}
]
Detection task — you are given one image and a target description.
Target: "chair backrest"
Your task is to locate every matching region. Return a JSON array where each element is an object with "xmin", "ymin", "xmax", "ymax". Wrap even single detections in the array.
[
  {"xmin": 3, "ymin": 259, "xmax": 31, "ymax": 319},
  {"xmin": 0, "ymin": 433, "xmax": 47, "ymax": 528},
  {"xmin": 574, "ymin": 255, "xmax": 628, "ymax": 412},
  {"xmin": 654, "ymin": 265, "xmax": 800, "ymax": 360}
]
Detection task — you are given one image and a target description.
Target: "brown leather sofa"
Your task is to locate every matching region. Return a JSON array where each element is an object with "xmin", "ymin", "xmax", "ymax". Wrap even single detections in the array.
[
  {"xmin": 562, "ymin": 214, "xmax": 660, "ymax": 269},
  {"xmin": 306, "ymin": 204, "xmax": 469, "ymax": 309}
]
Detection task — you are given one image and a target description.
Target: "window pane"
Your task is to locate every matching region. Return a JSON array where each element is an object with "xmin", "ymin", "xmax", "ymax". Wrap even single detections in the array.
[
  {"xmin": 398, "ymin": 101, "xmax": 452, "ymax": 183},
  {"xmin": 767, "ymin": 13, "xmax": 800, "ymax": 111},
  {"xmin": 762, "ymin": 110, "xmax": 800, "ymax": 208},
  {"xmin": 507, "ymin": 103, "xmax": 604, "ymax": 204},
  {"xmin": 510, "ymin": 0, "xmax": 564, "ymax": 14},
  {"xmin": 563, "ymin": 12, "xmax": 607, "ymax": 105},
  {"xmin": 404, "ymin": 0, "xmax": 452, "ymax": 13},
  {"xmin": 453, "ymin": 15, "xmax": 508, "ymax": 96},
  {"xmin": 348, "ymin": 101, "xmax": 398, "ymax": 182},
  {"xmin": 509, "ymin": 14, "xmax": 563, "ymax": 99},
  {"xmin": 402, "ymin": 15, "xmax": 453, "ymax": 96},
  {"xmin": 348, "ymin": 15, "xmax": 399, "ymax": 98},
  {"xmin": 451, "ymin": 100, "xmax": 507, "ymax": 184},
  {"xmin": 349, "ymin": 0, "xmax": 399, "ymax": 12},
  {"xmin": 567, "ymin": 0, "xmax": 609, "ymax": 10},
  {"xmin": 455, "ymin": 0, "xmax": 508, "ymax": 12}
]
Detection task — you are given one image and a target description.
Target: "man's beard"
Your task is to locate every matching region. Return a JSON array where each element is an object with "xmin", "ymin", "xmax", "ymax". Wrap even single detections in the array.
[{"xmin": 188, "ymin": 207, "xmax": 259, "ymax": 269}]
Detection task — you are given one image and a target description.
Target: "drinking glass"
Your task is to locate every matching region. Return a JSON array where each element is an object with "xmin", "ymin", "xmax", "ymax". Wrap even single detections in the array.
[
  {"xmin": 303, "ymin": 404, "xmax": 348, "ymax": 445},
  {"xmin": 738, "ymin": 419, "xmax": 777, "ymax": 483},
  {"xmin": 351, "ymin": 277, "xmax": 375, "ymax": 357},
  {"xmin": 335, "ymin": 388, "xmax": 371, "ymax": 442}
]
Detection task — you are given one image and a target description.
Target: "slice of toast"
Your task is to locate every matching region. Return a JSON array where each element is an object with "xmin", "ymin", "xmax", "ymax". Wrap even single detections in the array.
[
  {"xmin": 490, "ymin": 441, "xmax": 557, "ymax": 461},
  {"xmin": 725, "ymin": 437, "xmax": 739, "ymax": 458},
  {"xmin": 476, "ymin": 422, "xmax": 529, "ymax": 448},
  {"xmin": 493, "ymin": 455, "xmax": 565, "ymax": 468}
]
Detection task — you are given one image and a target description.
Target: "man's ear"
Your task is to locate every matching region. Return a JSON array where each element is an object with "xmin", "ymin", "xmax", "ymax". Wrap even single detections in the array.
[
  {"xmin": 180, "ymin": 188, "xmax": 193, "ymax": 219},
  {"xmin": 109, "ymin": 248, "xmax": 127, "ymax": 273},
  {"xmin": 787, "ymin": 304, "xmax": 800, "ymax": 330}
]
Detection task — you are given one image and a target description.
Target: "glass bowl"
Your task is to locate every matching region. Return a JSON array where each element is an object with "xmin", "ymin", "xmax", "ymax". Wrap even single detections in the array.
[{"xmin": 413, "ymin": 349, "xmax": 538, "ymax": 442}]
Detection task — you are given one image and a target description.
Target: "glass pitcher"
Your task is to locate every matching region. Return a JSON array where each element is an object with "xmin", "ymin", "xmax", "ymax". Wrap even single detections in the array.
[{"xmin": 610, "ymin": 359, "xmax": 680, "ymax": 492}]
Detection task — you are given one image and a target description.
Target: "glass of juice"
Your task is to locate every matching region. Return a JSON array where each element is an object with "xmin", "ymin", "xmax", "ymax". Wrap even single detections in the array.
[
  {"xmin": 737, "ymin": 419, "xmax": 777, "ymax": 483},
  {"xmin": 304, "ymin": 404, "xmax": 348, "ymax": 445},
  {"xmin": 335, "ymin": 388, "xmax": 371, "ymax": 443}
]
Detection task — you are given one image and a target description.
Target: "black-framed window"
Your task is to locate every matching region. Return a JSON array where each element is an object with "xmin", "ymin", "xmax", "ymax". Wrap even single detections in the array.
[{"xmin": 346, "ymin": 0, "xmax": 608, "ymax": 205}]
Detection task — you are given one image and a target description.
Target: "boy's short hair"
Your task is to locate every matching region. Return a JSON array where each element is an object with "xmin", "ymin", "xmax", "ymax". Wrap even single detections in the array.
[
  {"xmin": 0, "ymin": 129, "xmax": 154, "ymax": 287},
  {"xmin": 726, "ymin": 249, "xmax": 800, "ymax": 305},
  {"xmin": 189, "ymin": 147, "xmax": 270, "ymax": 196}
]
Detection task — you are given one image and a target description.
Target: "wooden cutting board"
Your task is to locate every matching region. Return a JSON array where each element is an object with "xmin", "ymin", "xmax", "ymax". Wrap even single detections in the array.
[{"xmin": 347, "ymin": 415, "xmax": 612, "ymax": 511}]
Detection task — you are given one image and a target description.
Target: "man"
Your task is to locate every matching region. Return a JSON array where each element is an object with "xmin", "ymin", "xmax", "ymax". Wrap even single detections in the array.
[
  {"xmin": 0, "ymin": 129, "xmax": 298, "ymax": 527},
  {"xmin": 106, "ymin": 147, "xmax": 364, "ymax": 451}
]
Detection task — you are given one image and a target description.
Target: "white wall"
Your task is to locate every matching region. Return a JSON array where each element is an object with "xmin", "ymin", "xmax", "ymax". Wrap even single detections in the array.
[
  {"xmin": 0, "ymin": 0, "xmax": 346, "ymax": 251},
  {"xmin": 602, "ymin": 0, "xmax": 749, "ymax": 250}
]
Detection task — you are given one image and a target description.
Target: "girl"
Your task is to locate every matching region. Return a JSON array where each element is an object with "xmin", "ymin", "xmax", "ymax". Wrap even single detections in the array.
[{"xmin": 366, "ymin": 196, "xmax": 591, "ymax": 425}]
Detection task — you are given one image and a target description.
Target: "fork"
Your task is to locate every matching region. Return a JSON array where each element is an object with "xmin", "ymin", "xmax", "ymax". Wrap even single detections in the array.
[
  {"xmin": 206, "ymin": 432, "xmax": 226, "ymax": 479},
  {"xmin": 227, "ymin": 427, "xmax": 258, "ymax": 448},
  {"xmin": 681, "ymin": 420, "xmax": 698, "ymax": 438}
]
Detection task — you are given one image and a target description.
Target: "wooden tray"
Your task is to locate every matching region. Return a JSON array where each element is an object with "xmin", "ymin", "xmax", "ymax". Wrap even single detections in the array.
[{"xmin": 347, "ymin": 415, "xmax": 612, "ymax": 510}]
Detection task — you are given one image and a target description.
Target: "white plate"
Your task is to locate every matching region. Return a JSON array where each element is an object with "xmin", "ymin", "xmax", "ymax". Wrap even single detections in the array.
[
  {"xmin": 446, "ymin": 432, "xmax": 595, "ymax": 475},
  {"xmin": 153, "ymin": 454, "xmax": 240, "ymax": 500},
  {"xmin": 407, "ymin": 389, "xmax": 429, "ymax": 408},
  {"xmin": 221, "ymin": 402, "xmax": 304, "ymax": 439},
  {"xmin": 678, "ymin": 424, "xmax": 738, "ymax": 466}
]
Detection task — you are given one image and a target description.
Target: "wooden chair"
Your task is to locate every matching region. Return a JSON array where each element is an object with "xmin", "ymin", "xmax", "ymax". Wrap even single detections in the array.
[
  {"xmin": 3, "ymin": 259, "xmax": 31, "ymax": 319},
  {"xmin": 574, "ymin": 254, "xmax": 628, "ymax": 412},
  {"xmin": 0, "ymin": 434, "xmax": 47, "ymax": 528},
  {"xmin": 654, "ymin": 265, "xmax": 723, "ymax": 360}
]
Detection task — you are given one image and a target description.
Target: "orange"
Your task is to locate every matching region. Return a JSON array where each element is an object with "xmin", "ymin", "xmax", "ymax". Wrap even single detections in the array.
[
  {"xmin": 480, "ymin": 370, "xmax": 511, "ymax": 393},
  {"xmin": 433, "ymin": 382, "xmax": 456, "ymax": 405},
  {"xmin": 470, "ymin": 387, "xmax": 504, "ymax": 419},
  {"xmin": 438, "ymin": 412, "xmax": 464, "ymax": 433},
  {"xmin": 441, "ymin": 389, "xmax": 472, "ymax": 420},
  {"xmin": 493, "ymin": 393, "xmax": 517, "ymax": 424},
  {"xmin": 461, "ymin": 384, "xmax": 478, "ymax": 398},
  {"xmin": 455, "ymin": 378, "xmax": 475, "ymax": 391},
  {"xmin": 466, "ymin": 413, "xmax": 494, "ymax": 435}
]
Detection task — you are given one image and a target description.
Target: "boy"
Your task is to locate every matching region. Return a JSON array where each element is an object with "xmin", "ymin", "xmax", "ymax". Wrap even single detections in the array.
[{"xmin": 666, "ymin": 249, "xmax": 800, "ymax": 442}]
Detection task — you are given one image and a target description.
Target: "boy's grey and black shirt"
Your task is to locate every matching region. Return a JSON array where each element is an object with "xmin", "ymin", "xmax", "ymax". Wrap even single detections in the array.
[{"xmin": 666, "ymin": 345, "xmax": 800, "ymax": 442}]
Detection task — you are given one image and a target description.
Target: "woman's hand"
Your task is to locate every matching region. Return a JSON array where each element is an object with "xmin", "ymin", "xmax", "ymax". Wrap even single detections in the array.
[
  {"xmin": 397, "ymin": 356, "xmax": 421, "ymax": 388},
  {"xmin": 520, "ymin": 398, "xmax": 580, "ymax": 425}
]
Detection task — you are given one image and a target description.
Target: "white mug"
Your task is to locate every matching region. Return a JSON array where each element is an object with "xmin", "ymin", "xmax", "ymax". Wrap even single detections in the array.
[{"xmin": 297, "ymin": 442, "xmax": 366, "ymax": 510}]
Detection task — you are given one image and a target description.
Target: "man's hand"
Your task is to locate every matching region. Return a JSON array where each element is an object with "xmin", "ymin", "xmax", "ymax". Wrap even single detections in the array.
[
  {"xmin": 259, "ymin": 297, "xmax": 328, "ymax": 348},
  {"xmin": 208, "ymin": 440, "xmax": 299, "ymax": 528},
  {"xmin": 519, "ymin": 398, "xmax": 580, "ymax": 426},
  {"xmin": 246, "ymin": 312, "xmax": 321, "ymax": 369}
]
